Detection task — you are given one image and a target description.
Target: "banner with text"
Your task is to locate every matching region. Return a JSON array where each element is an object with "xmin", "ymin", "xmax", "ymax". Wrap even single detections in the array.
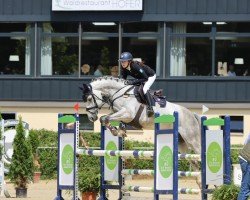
[{"xmin": 52, "ymin": 0, "xmax": 143, "ymax": 11}]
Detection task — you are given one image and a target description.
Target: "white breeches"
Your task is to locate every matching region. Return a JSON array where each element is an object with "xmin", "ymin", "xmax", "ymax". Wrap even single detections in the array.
[{"xmin": 143, "ymin": 74, "xmax": 156, "ymax": 94}]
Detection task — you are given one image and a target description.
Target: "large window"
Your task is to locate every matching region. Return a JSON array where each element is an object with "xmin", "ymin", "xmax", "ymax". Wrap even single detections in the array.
[
  {"xmin": 41, "ymin": 23, "xmax": 79, "ymax": 76},
  {"xmin": 170, "ymin": 23, "xmax": 212, "ymax": 76},
  {"xmin": 0, "ymin": 23, "xmax": 31, "ymax": 76},
  {"xmin": 41, "ymin": 36, "xmax": 78, "ymax": 76},
  {"xmin": 216, "ymin": 37, "xmax": 250, "ymax": 76},
  {"xmin": 2, "ymin": 22, "xmax": 250, "ymax": 79},
  {"xmin": 187, "ymin": 23, "xmax": 211, "ymax": 33},
  {"xmin": 186, "ymin": 38, "xmax": 212, "ymax": 76},
  {"xmin": 122, "ymin": 22, "xmax": 160, "ymax": 74},
  {"xmin": 170, "ymin": 22, "xmax": 250, "ymax": 77},
  {"xmin": 216, "ymin": 22, "xmax": 250, "ymax": 33},
  {"xmin": 81, "ymin": 22, "xmax": 119, "ymax": 77}
]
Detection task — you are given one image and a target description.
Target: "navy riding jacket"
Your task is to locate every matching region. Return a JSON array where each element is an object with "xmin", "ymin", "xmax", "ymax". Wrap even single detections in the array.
[{"xmin": 121, "ymin": 61, "xmax": 155, "ymax": 85}]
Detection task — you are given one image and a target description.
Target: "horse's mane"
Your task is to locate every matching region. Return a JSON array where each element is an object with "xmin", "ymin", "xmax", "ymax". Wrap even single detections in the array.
[{"xmin": 90, "ymin": 76, "xmax": 127, "ymax": 90}]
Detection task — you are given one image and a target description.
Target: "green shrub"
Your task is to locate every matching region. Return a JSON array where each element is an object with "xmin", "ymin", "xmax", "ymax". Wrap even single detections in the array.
[
  {"xmin": 124, "ymin": 140, "xmax": 154, "ymax": 150},
  {"xmin": 231, "ymin": 145, "xmax": 243, "ymax": 164},
  {"xmin": 80, "ymin": 131, "xmax": 101, "ymax": 147},
  {"xmin": 212, "ymin": 184, "xmax": 240, "ymax": 200},
  {"xmin": 124, "ymin": 140, "xmax": 154, "ymax": 169},
  {"xmin": 35, "ymin": 129, "xmax": 58, "ymax": 179},
  {"xmin": 178, "ymin": 160, "xmax": 191, "ymax": 171},
  {"xmin": 28, "ymin": 130, "xmax": 40, "ymax": 155},
  {"xmin": 39, "ymin": 149, "xmax": 57, "ymax": 179}
]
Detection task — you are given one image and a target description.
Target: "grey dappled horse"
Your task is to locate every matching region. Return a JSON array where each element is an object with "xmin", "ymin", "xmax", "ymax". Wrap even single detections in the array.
[{"xmin": 80, "ymin": 76, "xmax": 201, "ymax": 156}]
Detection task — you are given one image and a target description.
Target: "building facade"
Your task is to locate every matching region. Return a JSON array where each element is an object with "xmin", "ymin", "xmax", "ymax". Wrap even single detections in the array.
[{"xmin": 0, "ymin": 0, "xmax": 250, "ymax": 143}]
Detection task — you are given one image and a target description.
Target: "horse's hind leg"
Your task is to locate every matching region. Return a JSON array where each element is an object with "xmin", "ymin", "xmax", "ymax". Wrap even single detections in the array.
[{"xmin": 179, "ymin": 132, "xmax": 202, "ymax": 188}]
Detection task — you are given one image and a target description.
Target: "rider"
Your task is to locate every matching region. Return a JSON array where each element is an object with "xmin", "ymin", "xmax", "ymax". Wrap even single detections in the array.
[{"xmin": 119, "ymin": 52, "xmax": 156, "ymax": 117}]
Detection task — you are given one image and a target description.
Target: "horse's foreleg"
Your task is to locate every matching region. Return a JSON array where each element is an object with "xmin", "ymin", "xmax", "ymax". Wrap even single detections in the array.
[
  {"xmin": 117, "ymin": 122, "xmax": 127, "ymax": 137},
  {"xmin": 107, "ymin": 108, "xmax": 131, "ymax": 137},
  {"xmin": 100, "ymin": 115, "xmax": 119, "ymax": 136},
  {"xmin": 100, "ymin": 108, "xmax": 130, "ymax": 137}
]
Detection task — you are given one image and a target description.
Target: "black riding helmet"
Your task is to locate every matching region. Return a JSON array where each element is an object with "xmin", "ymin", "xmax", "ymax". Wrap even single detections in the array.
[{"xmin": 118, "ymin": 52, "xmax": 133, "ymax": 62}]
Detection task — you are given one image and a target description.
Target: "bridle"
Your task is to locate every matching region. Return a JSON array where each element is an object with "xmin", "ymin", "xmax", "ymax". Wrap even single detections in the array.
[
  {"xmin": 84, "ymin": 85, "xmax": 134, "ymax": 115},
  {"xmin": 85, "ymin": 92, "xmax": 107, "ymax": 115}
]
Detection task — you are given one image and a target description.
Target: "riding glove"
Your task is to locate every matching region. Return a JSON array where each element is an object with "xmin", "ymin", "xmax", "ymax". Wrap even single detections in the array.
[
  {"xmin": 125, "ymin": 79, "xmax": 141, "ymax": 85},
  {"xmin": 125, "ymin": 80, "xmax": 135, "ymax": 85}
]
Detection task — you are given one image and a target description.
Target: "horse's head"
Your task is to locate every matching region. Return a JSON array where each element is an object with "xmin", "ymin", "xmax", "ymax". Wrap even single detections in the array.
[{"xmin": 80, "ymin": 83, "xmax": 109, "ymax": 122}]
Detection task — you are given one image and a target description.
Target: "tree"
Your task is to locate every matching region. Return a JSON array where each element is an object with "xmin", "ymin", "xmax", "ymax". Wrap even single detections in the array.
[{"xmin": 9, "ymin": 116, "xmax": 33, "ymax": 191}]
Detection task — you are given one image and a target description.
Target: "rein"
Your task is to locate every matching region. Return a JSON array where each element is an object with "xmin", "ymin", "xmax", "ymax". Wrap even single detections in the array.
[{"xmin": 109, "ymin": 86, "xmax": 134, "ymax": 110}]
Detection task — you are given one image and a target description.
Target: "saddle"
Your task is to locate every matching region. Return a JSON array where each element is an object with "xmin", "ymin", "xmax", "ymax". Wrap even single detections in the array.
[{"xmin": 133, "ymin": 85, "xmax": 166, "ymax": 108}]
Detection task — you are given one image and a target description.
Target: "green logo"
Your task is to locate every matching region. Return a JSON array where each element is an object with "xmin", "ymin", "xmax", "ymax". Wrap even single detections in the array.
[
  {"xmin": 158, "ymin": 146, "xmax": 173, "ymax": 178},
  {"xmin": 105, "ymin": 141, "xmax": 118, "ymax": 170},
  {"xmin": 61, "ymin": 144, "xmax": 74, "ymax": 175},
  {"xmin": 207, "ymin": 142, "xmax": 222, "ymax": 173}
]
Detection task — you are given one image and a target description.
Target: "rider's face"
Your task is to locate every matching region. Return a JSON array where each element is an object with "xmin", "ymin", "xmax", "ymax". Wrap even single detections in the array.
[{"xmin": 121, "ymin": 61, "xmax": 129, "ymax": 68}]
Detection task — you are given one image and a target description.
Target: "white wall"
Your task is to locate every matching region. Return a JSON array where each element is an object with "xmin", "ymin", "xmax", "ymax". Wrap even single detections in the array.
[{"xmin": 0, "ymin": 102, "xmax": 249, "ymax": 144}]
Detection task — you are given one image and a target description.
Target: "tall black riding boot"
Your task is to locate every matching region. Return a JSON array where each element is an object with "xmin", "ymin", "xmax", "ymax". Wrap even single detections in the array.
[{"xmin": 145, "ymin": 92, "xmax": 154, "ymax": 117}]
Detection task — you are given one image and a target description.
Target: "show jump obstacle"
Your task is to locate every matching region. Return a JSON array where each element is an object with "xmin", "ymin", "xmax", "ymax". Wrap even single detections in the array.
[{"xmin": 55, "ymin": 112, "xmax": 231, "ymax": 200}]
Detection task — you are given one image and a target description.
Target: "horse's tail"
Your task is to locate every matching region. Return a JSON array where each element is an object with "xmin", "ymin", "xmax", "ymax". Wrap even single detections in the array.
[{"xmin": 193, "ymin": 112, "xmax": 202, "ymax": 132}]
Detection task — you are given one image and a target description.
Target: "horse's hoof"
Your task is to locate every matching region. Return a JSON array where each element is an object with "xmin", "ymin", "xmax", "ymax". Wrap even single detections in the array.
[
  {"xmin": 111, "ymin": 131, "xmax": 118, "ymax": 136},
  {"xmin": 99, "ymin": 116, "xmax": 106, "ymax": 124},
  {"xmin": 110, "ymin": 127, "xmax": 118, "ymax": 136}
]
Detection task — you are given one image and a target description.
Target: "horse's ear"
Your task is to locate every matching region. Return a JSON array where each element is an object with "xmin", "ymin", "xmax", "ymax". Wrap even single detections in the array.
[{"xmin": 81, "ymin": 83, "xmax": 92, "ymax": 93}]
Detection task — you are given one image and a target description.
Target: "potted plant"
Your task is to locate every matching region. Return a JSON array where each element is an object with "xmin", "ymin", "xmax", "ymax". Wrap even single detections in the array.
[
  {"xmin": 8, "ymin": 116, "xmax": 34, "ymax": 198},
  {"xmin": 33, "ymin": 162, "xmax": 41, "ymax": 183},
  {"xmin": 78, "ymin": 168, "xmax": 100, "ymax": 200}
]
